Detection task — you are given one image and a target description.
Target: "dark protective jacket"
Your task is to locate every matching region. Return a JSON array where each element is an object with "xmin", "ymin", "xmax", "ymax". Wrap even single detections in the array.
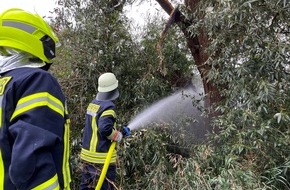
[
  {"xmin": 0, "ymin": 67, "xmax": 71, "ymax": 190},
  {"xmin": 80, "ymin": 99, "xmax": 117, "ymax": 164}
]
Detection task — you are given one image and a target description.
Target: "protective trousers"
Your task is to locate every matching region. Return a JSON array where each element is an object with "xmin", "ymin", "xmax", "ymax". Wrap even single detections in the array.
[{"xmin": 79, "ymin": 162, "xmax": 116, "ymax": 190}]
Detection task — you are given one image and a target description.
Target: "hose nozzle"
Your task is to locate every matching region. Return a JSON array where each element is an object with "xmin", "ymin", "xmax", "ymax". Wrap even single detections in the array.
[{"xmin": 121, "ymin": 125, "xmax": 131, "ymax": 137}]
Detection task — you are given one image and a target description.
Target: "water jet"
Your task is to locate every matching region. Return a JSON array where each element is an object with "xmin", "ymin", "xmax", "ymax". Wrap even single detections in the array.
[{"xmin": 127, "ymin": 84, "xmax": 209, "ymax": 144}]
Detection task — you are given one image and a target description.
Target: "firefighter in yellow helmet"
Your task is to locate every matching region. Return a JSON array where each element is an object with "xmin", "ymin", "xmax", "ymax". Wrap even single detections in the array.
[
  {"xmin": 0, "ymin": 8, "xmax": 71, "ymax": 189},
  {"xmin": 80, "ymin": 72, "xmax": 130, "ymax": 190}
]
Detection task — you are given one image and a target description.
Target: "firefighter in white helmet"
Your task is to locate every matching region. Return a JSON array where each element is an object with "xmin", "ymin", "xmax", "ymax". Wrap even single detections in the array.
[
  {"xmin": 0, "ymin": 8, "xmax": 71, "ymax": 189},
  {"xmin": 80, "ymin": 72, "xmax": 130, "ymax": 190}
]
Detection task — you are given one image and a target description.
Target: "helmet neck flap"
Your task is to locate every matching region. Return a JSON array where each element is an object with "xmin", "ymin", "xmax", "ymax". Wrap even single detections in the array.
[{"xmin": 0, "ymin": 50, "xmax": 45, "ymax": 74}]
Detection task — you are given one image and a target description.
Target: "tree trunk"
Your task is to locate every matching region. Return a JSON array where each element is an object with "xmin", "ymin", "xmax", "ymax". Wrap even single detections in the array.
[{"xmin": 156, "ymin": 0, "xmax": 222, "ymax": 118}]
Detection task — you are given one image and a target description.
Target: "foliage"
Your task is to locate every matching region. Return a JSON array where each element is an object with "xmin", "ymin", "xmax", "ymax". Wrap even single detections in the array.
[
  {"xmin": 117, "ymin": 122, "xmax": 276, "ymax": 190},
  {"xmin": 50, "ymin": 0, "xmax": 193, "ymax": 188},
  {"xmin": 49, "ymin": 0, "xmax": 290, "ymax": 189},
  {"xmin": 51, "ymin": 1, "xmax": 140, "ymax": 188},
  {"xmin": 186, "ymin": 0, "xmax": 290, "ymax": 189}
]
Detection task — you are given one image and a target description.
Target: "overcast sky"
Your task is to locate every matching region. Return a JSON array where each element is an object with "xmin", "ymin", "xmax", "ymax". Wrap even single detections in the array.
[
  {"xmin": 0, "ymin": 0, "xmax": 167, "ymax": 27},
  {"xmin": 0, "ymin": 0, "xmax": 57, "ymax": 17}
]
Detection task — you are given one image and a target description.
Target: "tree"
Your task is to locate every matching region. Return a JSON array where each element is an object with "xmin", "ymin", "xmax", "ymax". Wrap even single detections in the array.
[
  {"xmin": 51, "ymin": 0, "xmax": 194, "ymax": 188},
  {"xmin": 155, "ymin": 0, "xmax": 223, "ymax": 115},
  {"xmin": 50, "ymin": 0, "xmax": 290, "ymax": 188},
  {"xmin": 153, "ymin": 0, "xmax": 290, "ymax": 188},
  {"xmin": 51, "ymin": 0, "xmax": 139, "ymax": 188}
]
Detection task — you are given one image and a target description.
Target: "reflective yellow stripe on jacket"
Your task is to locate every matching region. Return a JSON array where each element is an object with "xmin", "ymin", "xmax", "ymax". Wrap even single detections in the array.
[
  {"xmin": 8, "ymin": 92, "xmax": 71, "ymax": 189},
  {"xmin": 0, "ymin": 149, "xmax": 4, "ymax": 190},
  {"xmin": 87, "ymin": 103, "xmax": 100, "ymax": 152},
  {"xmin": 88, "ymin": 109, "xmax": 116, "ymax": 156},
  {"xmin": 101, "ymin": 110, "xmax": 116, "ymax": 118},
  {"xmin": 89, "ymin": 116, "xmax": 98, "ymax": 152},
  {"xmin": 10, "ymin": 92, "xmax": 64, "ymax": 121},
  {"xmin": 81, "ymin": 105, "xmax": 117, "ymax": 164},
  {"xmin": 63, "ymin": 105, "xmax": 71, "ymax": 189},
  {"xmin": 0, "ymin": 98, "xmax": 2, "ymax": 127},
  {"xmin": 0, "ymin": 87, "xmax": 6, "ymax": 189},
  {"xmin": 80, "ymin": 148, "xmax": 117, "ymax": 164},
  {"xmin": 103, "ymin": 109, "xmax": 118, "ymax": 140},
  {"xmin": 32, "ymin": 174, "xmax": 59, "ymax": 190}
]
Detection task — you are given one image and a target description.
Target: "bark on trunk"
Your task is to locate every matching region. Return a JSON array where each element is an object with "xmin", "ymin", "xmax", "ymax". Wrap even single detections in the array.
[{"xmin": 156, "ymin": 0, "xmax": 222, "ymax": 117}]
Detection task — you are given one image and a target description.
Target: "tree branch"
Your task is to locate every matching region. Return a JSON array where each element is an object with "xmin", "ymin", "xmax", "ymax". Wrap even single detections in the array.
[
  {"xmin": 157, "ymin": 5, "xmax": 180, "ymax": 75},
  {"xmin": 155, "ymin": 0, "xmax": 174, "ymax": 15}
]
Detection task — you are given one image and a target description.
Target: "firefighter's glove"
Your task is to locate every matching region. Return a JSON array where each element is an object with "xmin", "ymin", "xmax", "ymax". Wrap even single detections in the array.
[
  {"xmin": 110, "ymin": 130, "xmax": 123, "ymax": 142},
  {"xmin": 121, "ymin": 126, "xmax": 131, "ymax": 138}
]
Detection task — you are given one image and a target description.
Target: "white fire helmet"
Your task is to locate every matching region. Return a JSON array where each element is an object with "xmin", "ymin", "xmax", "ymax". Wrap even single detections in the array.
[{"xmin": 96, "ymin": 72, "xmax": 119, "ymax": 101}]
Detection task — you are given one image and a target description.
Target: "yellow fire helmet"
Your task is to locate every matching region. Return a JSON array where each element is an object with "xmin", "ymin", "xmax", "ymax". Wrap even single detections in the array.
[{"xmin": 0, "ymin": 8, "xmax": 59, "ymax": 63}]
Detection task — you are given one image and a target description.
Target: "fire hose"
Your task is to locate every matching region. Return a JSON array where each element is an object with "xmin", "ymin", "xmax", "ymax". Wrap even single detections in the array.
[
  {"xmin": 95, "ymin": 126, "xmax": 131, "ymax": 190},
  {"xmin": 95, "ymin": 141, "xmax": 116, "ymax": 190}
]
